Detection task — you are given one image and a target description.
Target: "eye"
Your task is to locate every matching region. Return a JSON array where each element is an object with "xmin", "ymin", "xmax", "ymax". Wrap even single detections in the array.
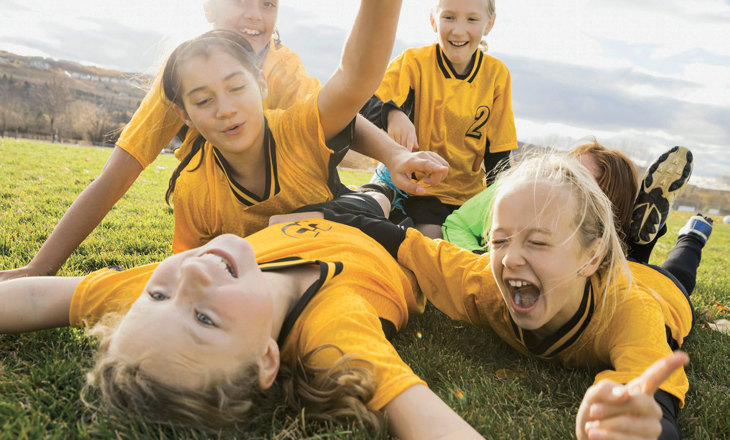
[
  {"xmin": 490, "ymin": 238, "xmax": 507, "ymax": 248},
  {"xmin": 528, "ymin": 240, "xmax": 548, "ymax": 247},
  {"xmin": 263, "ymin": 1, "xmax": 276, "ymax": 8},
  {"xmin": 148, "ymin": 291, "xmax": 168, "ymax": 301},
  {"xmin": 196, "ymin": 311, "xmax": 215, "ymax": 326},
  {"xmin": 194, "ymin": 98, "xmax": 211, "ymax": 107},
  {"xmin": 231, "ymin": 84, "xmax": 247, "ymax": 92}
]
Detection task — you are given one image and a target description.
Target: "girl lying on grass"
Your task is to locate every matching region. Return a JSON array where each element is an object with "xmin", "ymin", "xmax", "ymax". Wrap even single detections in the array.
[
  {"xmin": 0, "ymin": 220, "xmax": 482, "ymax": 438},
  {"xmin": 315, "ymin": 152, "xmax": 711, "ymax": 439}
]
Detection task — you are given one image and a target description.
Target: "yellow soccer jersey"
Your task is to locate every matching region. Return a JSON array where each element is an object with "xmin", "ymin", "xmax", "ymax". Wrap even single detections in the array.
[
  {"xmin": 116, "ymin": 39, "xmax": 321, "ymax": 169},
  {"xmin": 398, "ymin": 229, "xmax": 693, "ymax": 405},
  {"xmin": 69, "ymin": 220, "xmax": 424, "ymax": 410},
  {"xmin": 172, "ymin": 91, "xmax": 354, "ymax": 253},
  {"xmin": 366, "ymin": 44, "xmax": 518, "ymax": 205}
]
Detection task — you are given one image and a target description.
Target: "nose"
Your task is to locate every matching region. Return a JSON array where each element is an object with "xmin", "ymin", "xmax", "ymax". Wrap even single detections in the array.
[
  {"xmin": 243, "ymin": 2, "xmax": 262, "ymax": 21},
  {"xmin": 178, "ymin": 259, "xmax": 213, "ymax": 297},
  {"xmin": 215, "ymin": 95, "xmax": 237, "ymax": 120},
  {"xmin": 501, "ymin": 243, "xmax": 526, "ymax": 269}
]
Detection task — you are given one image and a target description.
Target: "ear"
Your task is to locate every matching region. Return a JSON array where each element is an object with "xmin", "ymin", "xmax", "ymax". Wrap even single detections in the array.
[
  {"xmin": 484, "ymin": 13, "xmax": 496, "ymax": 36},
  {"xmin": 580, "ymin": 239, "xmax": 604, "ymax": 277},
  {"xmin": 257, "ymin": 339, "xmax": 280, "ymax": 390},
  {"xmin": 203, "ymin": 0, "xmax": 216, "ymax": 24},
  {"xmin": 429, "ymin": 10, "xmax": 438, "ymax": 33},
  {"xmin": 173, "ymin": 105, "xmax": 193, "ymax": 127},
  {"xmin": 257, "ymin": 70, "xmax": 268, "ymax": 100}
]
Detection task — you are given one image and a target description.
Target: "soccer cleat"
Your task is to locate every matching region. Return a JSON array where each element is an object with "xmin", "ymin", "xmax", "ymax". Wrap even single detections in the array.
[
  {"xmin": 678, "ymin": 213, "xmax": 713, "ymax": 245},
  {"xmin": 629, "ymin": 146, "xmax": 693, "ymax": 245}
]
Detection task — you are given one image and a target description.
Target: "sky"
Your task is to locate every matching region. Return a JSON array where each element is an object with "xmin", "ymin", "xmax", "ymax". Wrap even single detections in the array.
[{"xmin": 1, "ymin": 0, "xmax": 729, "ymax": 189}]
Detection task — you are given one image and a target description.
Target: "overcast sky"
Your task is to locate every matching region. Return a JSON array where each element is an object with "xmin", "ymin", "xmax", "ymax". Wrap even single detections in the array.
[{"xmin": 1, "ymin": 0, "xmax": 728, "ymax": 189}]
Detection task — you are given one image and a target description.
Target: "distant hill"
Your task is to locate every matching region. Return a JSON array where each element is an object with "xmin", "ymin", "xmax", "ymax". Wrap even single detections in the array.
[{"xmin": 0, "ymin": 50, "xmax": 150, "ymax": 145}]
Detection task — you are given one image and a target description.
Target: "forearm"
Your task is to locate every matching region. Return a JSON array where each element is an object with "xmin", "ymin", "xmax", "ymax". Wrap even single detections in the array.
[
  {"xmin": 338, "ymin": 0, "xmax": 402, "ymax": 102},
  {"xmin": 352, "ymin": 115, "xmax": 409, "ymax": 165},
  {"xmin": 27, "ymin": 147, "xmax": 142, "ymax": 275},
  {"xmin": 0, "ymin": 276, "xmax": 81, "ymax": 333}
]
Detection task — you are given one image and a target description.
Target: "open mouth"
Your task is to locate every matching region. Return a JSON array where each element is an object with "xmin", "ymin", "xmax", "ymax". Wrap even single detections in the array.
[
  {"xmin": 223, "ymin": 123, "xmax": 244, "ymax": 135},
  {"xmin": 200, "ymin": 251, "xmax": 237, "ymax": 278},
  {"xmin": 449, "ymin": 41, "xmax": 469, "ymax": 48},
  {"xmin": 507, "ymin": 279, "xmax": 540, "ymax": 312}
]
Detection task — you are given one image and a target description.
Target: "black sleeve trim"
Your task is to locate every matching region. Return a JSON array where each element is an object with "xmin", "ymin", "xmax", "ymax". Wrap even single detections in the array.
[
  {"xmin": 319, "ymin": 209, "xmax": 407, "ymax": 259},
  {"xmin": 655, "ymin": 389, "xmax": 682, "ymax": 440}
]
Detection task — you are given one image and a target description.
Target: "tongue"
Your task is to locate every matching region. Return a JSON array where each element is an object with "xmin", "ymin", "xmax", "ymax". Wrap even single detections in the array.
[{"xmin": 514, "ymin": 286, "xmax": 540, "ymax": 308}]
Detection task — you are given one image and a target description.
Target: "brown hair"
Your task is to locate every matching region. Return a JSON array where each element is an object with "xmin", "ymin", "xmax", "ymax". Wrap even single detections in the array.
[
  {"xmin": 161, "ymin": 30, "xmax": 261, "ymax": 205},
  {"xmin": 83, "ymin": 316, "xmax": 381, "ymax": 432},
  {"xmin": 569, "ymin": 141, "xmax": 638, "ymax": 246}
]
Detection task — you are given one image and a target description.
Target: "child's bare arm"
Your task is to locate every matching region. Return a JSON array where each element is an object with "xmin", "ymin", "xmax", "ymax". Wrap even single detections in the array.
[
  {"xmin": 318, "ymin": 0, "xmax": 402, "ymax": 140},
  {"xmin": 384, "ymin": 384, "xmax": 483, "ymax": 440},
  {"xmin": 0, "ymin": 147, "xmax": 142, "ymax": 280},
  {"xmin": 0, "ymin": 276, "xmax": 82, "ymax": 333},
  {"xmin": 387, "ymin": 108, "xmax": 418, "ymax": 151}
]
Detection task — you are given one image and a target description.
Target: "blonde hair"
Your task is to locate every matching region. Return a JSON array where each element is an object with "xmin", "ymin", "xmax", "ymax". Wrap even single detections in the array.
[
  {"xmin": 83, "ymin": 315, "xmax": 381, "ymax": 431},
  {"xmin": 433, "ymin": 0, "xmax": 496, "ymax": 52},
  {"xmin": 492, "ymin": 152, "xmax": 631, "ymax": 331}
]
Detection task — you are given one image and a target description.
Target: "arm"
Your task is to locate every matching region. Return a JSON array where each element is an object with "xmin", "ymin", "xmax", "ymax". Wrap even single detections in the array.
[
  {"xmin": 0, "ymin": 276, "xmax": 82, "ymax": 333},
  {"xmin": 352, "ymin": 115, "xmax": 448, "ymax": 194},
  {"xmin": 318, "ymin": 0, "xmax": 402, "ymax": 140},
  {"xmin": 0, "ymin": 147, "xmax": 142, "ymax": 280},
  {"xmin": 576, "ymin": 352, "xmax": 688, "ymax": 440},
  {"xmin": 385, "ymin": 385, "xmax": 483, "ymax": 440},
  {"xmin": 386, "ymin": 108, "xmax": 419, "ymax": 151}
]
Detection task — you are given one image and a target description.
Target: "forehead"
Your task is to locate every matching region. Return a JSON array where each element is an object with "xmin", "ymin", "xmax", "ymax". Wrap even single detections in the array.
[
  {"xmin": 493, "ymin": 180, "xmax": 576, "ymax": 231},
  {"xmin": 437, "ymin": 0, "xmax": 488, "ymax": 14},
  {"xmin": 178, "ymin": 48, "xmax": 255, "ymax": 89}
]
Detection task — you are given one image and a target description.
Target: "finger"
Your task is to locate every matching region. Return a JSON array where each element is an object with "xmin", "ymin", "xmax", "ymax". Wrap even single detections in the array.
[
  {"xmin": 585, "ymin": 414, "xmax": 662, "ymax": 440},
  {"xmin": 406, "ymin": 131, "xmax": 418, "ymax": 152},
  {"xmin": 628, "ymin": 351, "xmax": 689, "ymax": 396},
  {"xmin": 418, "ymin": 150, "xmax": 449, "ymax": 167},
  {"xmin": 584, "ymin": 381, "xmax": 630, "ymax": 414},
  {"xmin": 589, "ymin": 393, "xmax": 662, "ymax": 420},
  {"xmin": 391, "ymin": 172, "xmax": 425, "ymax": 195}
]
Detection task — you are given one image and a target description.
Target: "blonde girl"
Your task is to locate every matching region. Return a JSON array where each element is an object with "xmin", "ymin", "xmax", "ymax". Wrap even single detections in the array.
[
  {"xmin": 0, "ymin": 220, "xmax": 483, "ymax": 438},
  {"xmin": 361, "ymin": 0, "xmax": 518, "ymax": 238},
  {"xmin": 320, "ymin": 153, "xmax": 711, "ymax": 439},
  {"xmin": 1, "ymin": 0, "xmax": 444, "ymax": 279}
]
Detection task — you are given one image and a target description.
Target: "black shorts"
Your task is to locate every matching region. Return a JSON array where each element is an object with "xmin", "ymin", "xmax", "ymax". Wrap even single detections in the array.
[
  {"xmin": 295, "ymin": 185, "xmax": 385, "ymax": 219},
  {"xmin": 391, "ymin": 195, "xmax": 459, "ymax": 225}
]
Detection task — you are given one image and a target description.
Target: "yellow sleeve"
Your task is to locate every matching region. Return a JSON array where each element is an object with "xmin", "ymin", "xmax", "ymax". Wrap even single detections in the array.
[
  {"xmin": 374, "ymin": 51, "xmax": 416, "ymax": 110},
  {"xmin": 485, "ymin": 61, "xmax": 518, "ymax": 153},
  {"xmin": 172, "ymin": 171, "xmax": 211, "ymax": 253},
  {"xmin": 292, "ymin": 293, "xmax": 426, "ymax": 411},
  {"xmin": 595, "ymin": 296, "xmax": 689, "ymax": 406},
  {"xmin": 262, "ymin": 44, "xmax": 321, "ymax": 110},
  {"xmin": 116, "ymin": 72, "xmax": 183, "ymax": 169},
  {"xmin": 397, "ymin": 228, "xmax": 500, "ymax": 327},
  {"xmin": 69, "ymin": 263, "xmax": 159, "ymax": 328}
]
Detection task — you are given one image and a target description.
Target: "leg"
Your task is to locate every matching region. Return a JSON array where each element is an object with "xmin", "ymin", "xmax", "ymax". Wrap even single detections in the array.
[{"xmin": 659, "ymin": 214, "xmax": 713, "ymax": 295}]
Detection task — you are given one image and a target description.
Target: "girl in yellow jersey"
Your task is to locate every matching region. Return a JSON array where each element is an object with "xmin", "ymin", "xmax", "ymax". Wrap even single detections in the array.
[
  {"xmin": 319, "ymin": 153, "xmax": 711, "ymax": 440},
  {"xmin": 1, "ymin": 0, "xmax": 446, "ymax": 280},
  {"xmin": 0, "ymin": 221, "xmax": 481, "ymax": 438},
  {"xmin": 361, "ymin": 0, "xmax": 518, "ymax": 238}
]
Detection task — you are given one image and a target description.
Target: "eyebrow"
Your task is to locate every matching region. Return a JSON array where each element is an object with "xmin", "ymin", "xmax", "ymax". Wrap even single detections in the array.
[{"xmin": 185, "ymin": 71, "xmax": 248, "ymax": 97}]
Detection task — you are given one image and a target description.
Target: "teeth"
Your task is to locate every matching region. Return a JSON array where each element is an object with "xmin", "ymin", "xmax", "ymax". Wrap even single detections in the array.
[
  {"xmin": 200, "ymin": 253, "xmax": 235, "ymax": 277},
  {"xmin": 241, "ymin": 28, "xmax": 261, "ymax": 36},
  {"xmin": 451, "ymin": 41, "xmax": 468, "ymax": 47},
  {"xmin": 508, "ymin": 280, "xmax": 532, "ymax": 288}
]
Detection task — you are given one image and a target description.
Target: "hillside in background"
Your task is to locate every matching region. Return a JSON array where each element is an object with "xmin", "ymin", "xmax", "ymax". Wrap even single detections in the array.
[{"xmin": 0, "ymin": 50, "xmax": 149, "ymax": 145}]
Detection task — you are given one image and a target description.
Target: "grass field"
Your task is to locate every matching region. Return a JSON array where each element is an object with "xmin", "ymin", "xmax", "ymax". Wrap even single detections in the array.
[{"xmin": 1, "ymin": 138, "xmax": 728, "ymax": 439}]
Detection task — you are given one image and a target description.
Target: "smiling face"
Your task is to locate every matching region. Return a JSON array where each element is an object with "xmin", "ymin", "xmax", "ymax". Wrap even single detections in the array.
[
  {"xmin": 205, "ymin": 0, "xmax": 278, "ymax": 54},
  {"xmin": 431, "ymin": 0, "xmax": 495, "ymax": 75},
  {"xmin": 489, "ymin": 181, "xmax": 596, "ymax": 337},
  {"xmin": 174, "ymin": 48, "xmax": 267, "ymax": 159},
  {"xmin": 110, "ymin": 234, "xmax": 277, "ymax": 389}
]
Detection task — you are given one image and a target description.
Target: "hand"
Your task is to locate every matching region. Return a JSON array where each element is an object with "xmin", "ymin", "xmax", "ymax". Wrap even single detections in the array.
[
  {"xmin": 576, "ymin": 351, "xmax": 689, "ymax": 440},
  {"xmin": 385, "ymin": 150, "xmax": 449, "ymax": 195},
  {"xmin": 0, "ymin": 266, "xmax": 34, "ymax": 282},
  {"xmin": 387, "ymin": 109, "xmax": 418, "ymax": 151}
]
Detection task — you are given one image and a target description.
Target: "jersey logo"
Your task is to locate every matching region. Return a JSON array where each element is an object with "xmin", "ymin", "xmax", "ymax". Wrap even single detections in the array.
[
  {"xmin": 466, "ymin": 105, "xmax": 491, "ymax": 140},
  {"xmin": 281, "ymin": 220, "xmax": 333, "ymax": 239}
]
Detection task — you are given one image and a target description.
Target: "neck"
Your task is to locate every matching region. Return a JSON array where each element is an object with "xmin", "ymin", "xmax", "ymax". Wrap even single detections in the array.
[
  {"xmin": 219, "ymin": 124, "xmax": 267, "ymax": 192},
  {"xmin": 263, "ymin": 266, "xmax": 321, "ymax": 341},
  {"xmin": 534, "ymin": 278, "xmax": 589, "ymax": 340}
]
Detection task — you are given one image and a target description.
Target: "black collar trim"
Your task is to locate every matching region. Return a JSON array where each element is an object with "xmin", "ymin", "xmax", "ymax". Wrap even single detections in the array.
[
  {"xmin": 435, "ymin": 44, "xmax": 482, "ymax": 81},
  {"xmin": 212, "ymin": 118, "xmax": 280, "ymax": 206}
]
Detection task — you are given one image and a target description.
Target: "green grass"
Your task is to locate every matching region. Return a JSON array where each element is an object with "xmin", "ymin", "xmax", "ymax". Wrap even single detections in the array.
[{"xmin": 1, "ymin": 139, "xmax": 729, "ymax": 439}]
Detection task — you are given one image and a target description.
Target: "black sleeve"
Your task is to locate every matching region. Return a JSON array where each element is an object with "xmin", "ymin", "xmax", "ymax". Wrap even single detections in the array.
[
  {"xmin": 655, "ymin": 389, "xmax": 682, "ymax": 440},
  {"xmin": 483, "ymin": 149, "xmax": 511, "ymax": 186},
  {"xmin": 319, "ymin": 209, "xmax": 409, "ymax": 259},
  {"xmin": 359, "ymin": 95, "xmax": 403, "ymax": 131}
]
